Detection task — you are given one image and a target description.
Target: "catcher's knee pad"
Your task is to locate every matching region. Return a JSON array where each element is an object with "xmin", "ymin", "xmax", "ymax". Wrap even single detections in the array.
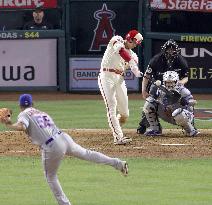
[
  {"xmin": 117, "ymin": 114, "xmax": 128, "ymax": 125},
  {"xmin": 143, "ymin": 101, "xmax": 157, "ymax": 114},
  {"xmin": 172, "ymin": 108, "xmax": 194, "ymax": 126},
  {"xmin": 172, "ymin": 108, "xmax": 197, "ymax": 136}
]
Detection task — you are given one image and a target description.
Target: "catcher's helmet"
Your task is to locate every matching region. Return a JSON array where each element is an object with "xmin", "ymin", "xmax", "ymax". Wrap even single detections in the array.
[
  {"xmin": 125, "ymin": 30, "xmax": 143, "ymax": 45},
  {"xmin": 163, "ymin": 71, "xmax": 179, "ymax": 90},
  {"xmin": 161, "ymin": 39, "xmax": 180, "ymax": 60}
]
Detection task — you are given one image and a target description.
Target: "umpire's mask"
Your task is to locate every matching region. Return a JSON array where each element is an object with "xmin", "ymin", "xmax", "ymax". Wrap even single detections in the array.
[{"xmin": 161, "ymin": 39, "xmax": 180, "ymax": 61}]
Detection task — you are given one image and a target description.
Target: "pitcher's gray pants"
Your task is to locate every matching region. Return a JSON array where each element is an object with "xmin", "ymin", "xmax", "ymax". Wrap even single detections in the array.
[{"xmin": 41, "ymin": 132, "xmax": 123, "ymax": 205}]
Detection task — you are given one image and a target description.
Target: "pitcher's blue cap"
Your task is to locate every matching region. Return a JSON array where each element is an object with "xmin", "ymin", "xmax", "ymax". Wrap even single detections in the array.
[{"xmin": 19, "ymin": 94, "xmax": 33, "ymax": 107}]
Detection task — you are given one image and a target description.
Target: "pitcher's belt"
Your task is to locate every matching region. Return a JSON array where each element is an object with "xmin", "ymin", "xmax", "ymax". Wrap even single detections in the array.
[
  {"xmin": 103, "ymin": 68, "xmax": 124, "ymax": 76},
  {"xmin": 45, "ymin": 131, "xmax": 62, "ymax": 145}
]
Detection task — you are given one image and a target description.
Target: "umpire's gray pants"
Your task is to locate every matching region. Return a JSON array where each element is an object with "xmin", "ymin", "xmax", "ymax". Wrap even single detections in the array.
[{"xmin": 41, "ymin": 132, "xmax": 123, "ymax": 205}]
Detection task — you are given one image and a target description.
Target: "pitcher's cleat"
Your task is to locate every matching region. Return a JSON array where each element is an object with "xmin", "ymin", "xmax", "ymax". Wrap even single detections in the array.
[{"xmin": 121, "ymin": 161, "xmax": 128, "ymax": 176}]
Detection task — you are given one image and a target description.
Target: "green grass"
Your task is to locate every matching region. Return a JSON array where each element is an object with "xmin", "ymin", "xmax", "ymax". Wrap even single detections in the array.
[
  {"xmin": 0, "ymin": 157, "xmax": 212, "ymax": 205},
  {"xmin": 0, "ymin": 99, "xmax": 211, "ymax": 131},
  {"xmin": 0, "ymin": 99, "xmax": 211, "ymax": 205}
]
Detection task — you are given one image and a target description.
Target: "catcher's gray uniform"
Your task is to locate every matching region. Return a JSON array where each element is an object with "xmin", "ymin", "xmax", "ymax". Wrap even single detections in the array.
[
  {"xmin": 18, "ymin": 107, "xmax": 127, "ymax": 205},
  {"xmin": 143, "ymin": 83, "xmax": 199, "ymax": 136}
]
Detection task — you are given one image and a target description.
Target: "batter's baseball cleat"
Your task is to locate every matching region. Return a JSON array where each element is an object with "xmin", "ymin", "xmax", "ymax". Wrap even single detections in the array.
[
  {"xmin": 121, "ymin": 161, "xmax": 128, "ymax": 176},
  {"xmin": 114, "ymin": 137, "xmax": 132, "ymax": 145},
  {"xmin": 144, "ymin": 130, "xmax": 162, "ymax": 136}
]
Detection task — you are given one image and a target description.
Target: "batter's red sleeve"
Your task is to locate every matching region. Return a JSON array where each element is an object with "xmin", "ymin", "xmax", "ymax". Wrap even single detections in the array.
[{"xmin": 119, "ymin": 48, "xmax": 131, "ymax": 62}]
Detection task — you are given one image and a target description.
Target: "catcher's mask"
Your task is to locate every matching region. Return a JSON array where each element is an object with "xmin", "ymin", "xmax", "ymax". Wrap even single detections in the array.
[
  {"xmin": 163, "ymin": 71, "xmax": 179, "ymax": 90},
  {"xmin": 161, "ymin": 39, "xmax": 180, "ymax": 61}
]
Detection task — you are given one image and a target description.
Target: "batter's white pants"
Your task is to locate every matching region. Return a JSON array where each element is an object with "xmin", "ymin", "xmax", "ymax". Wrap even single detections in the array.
[
  {"xmin": 98, "ymin": 72, "xmax": 129, "ymax": 141},
  {"xmin": 41, "ymin": 132, "xmax": 124, "ymax": 205}
]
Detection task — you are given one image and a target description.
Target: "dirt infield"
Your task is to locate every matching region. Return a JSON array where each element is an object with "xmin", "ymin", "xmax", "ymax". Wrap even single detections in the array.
[
  {"xmin": 0, "ymin": 129, "xmax": 212, "ymax": 159},
  {"xmin": 0, "ymin": 92, "xmax": 211, "ymax": 159}
]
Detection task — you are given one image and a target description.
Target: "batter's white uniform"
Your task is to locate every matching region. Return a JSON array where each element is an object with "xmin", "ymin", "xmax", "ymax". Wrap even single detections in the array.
[
  {"xmin": 18, "ymin": 107, "xmax": 126, "ymax": 205},
  {"xmin": 98, "ymin": 35, "xmax": 142, "ymax": 143}
]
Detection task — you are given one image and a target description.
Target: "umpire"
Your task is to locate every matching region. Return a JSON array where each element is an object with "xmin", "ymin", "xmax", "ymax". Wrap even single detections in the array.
[{"xmin": 137, "ymin": 39, "xmax": 189, "ymax": 134}]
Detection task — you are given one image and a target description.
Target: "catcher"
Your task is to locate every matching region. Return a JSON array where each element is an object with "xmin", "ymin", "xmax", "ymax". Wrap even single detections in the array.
[{"xmin": 143, "ymin": 71, "xmax": 200, "ymax": 137}]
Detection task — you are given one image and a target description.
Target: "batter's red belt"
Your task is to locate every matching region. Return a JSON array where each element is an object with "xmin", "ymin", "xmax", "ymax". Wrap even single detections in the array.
[{"xmin": 103, "ymin": 68, "xmax": 124, "ymax": 76}]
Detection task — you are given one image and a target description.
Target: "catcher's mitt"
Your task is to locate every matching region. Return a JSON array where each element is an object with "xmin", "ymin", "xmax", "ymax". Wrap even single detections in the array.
[
  {"xmin": 165, "ymin": 90, "xmax": 181, "ymax": 105},
  {"xmin": 164, "ymin": 106, "xmax": 172, "ymax": 118},
  {"xmin": 0, "ymin": 108, "xmax": 12, "ymax": 124}
]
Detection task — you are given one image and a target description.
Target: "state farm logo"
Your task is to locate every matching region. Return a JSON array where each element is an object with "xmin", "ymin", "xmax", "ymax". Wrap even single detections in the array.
[{"xmin": 150, "ymin": 0, "xmax": 212, "ymax": 12}]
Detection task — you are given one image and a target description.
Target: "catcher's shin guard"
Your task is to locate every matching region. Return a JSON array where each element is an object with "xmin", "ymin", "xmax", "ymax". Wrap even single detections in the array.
[
  {"xmin": 143, "ymin": 101, "xmax": 162, "ymax": 132},
  {"xmin": 137, "ymin": 112, "xmax": 162, "ymax": 134},
  {"xmin": 137, "ymin": 112, "xmax": 149, "ymax": 134}
]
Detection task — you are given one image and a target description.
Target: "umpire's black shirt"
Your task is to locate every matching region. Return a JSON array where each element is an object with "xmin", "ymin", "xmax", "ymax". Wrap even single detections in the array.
[{"xmin": 145, "ymin": 52, "xmax": 189, "ymax": 81}]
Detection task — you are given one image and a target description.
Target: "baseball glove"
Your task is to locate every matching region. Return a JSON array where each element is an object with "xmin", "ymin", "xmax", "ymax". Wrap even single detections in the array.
[
  {"xmin": 164, "ymin": 106, "xmax": 172, "ymax": 118},
  {"xmin": 0, "ymin": 108, "xmax": 12, "ymax": 124},
  {"xmin": 165, "ymin": 90, "xmax": 181, "ymax": 105}
]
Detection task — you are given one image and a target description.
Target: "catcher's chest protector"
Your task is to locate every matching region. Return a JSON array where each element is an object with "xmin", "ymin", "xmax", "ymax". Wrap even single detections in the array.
[{"xmin": 158, "ymin": 84, "xmax": 191, "ymax": 111}]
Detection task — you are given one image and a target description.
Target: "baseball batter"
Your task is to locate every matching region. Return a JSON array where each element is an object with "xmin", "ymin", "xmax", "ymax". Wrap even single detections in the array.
[
  {"xmin": 2, "ymin": 94, "xmax": 129, "ymax": 205},
  {"xmin": 143, "ymin": 71, "xmax": 200, "ymax": 136},
  {"xmin": 98, "ymin": 29, "xmax": 143, "ymax": 145}
]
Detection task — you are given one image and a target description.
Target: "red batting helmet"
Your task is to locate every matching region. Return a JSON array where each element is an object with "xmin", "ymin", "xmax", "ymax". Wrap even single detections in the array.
[{"xmin": 125, "ymin": 30, "xmax": 143, "ymax": 45}]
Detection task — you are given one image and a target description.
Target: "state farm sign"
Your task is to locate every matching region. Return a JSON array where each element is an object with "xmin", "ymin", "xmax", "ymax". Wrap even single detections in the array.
[
  {"xmin": 150, "ymin": 0, "xmax": 212, "ymax": 12},
  {"xmin": 0, "ymin": 0, "xmax": 57, "ymax": 8}
]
